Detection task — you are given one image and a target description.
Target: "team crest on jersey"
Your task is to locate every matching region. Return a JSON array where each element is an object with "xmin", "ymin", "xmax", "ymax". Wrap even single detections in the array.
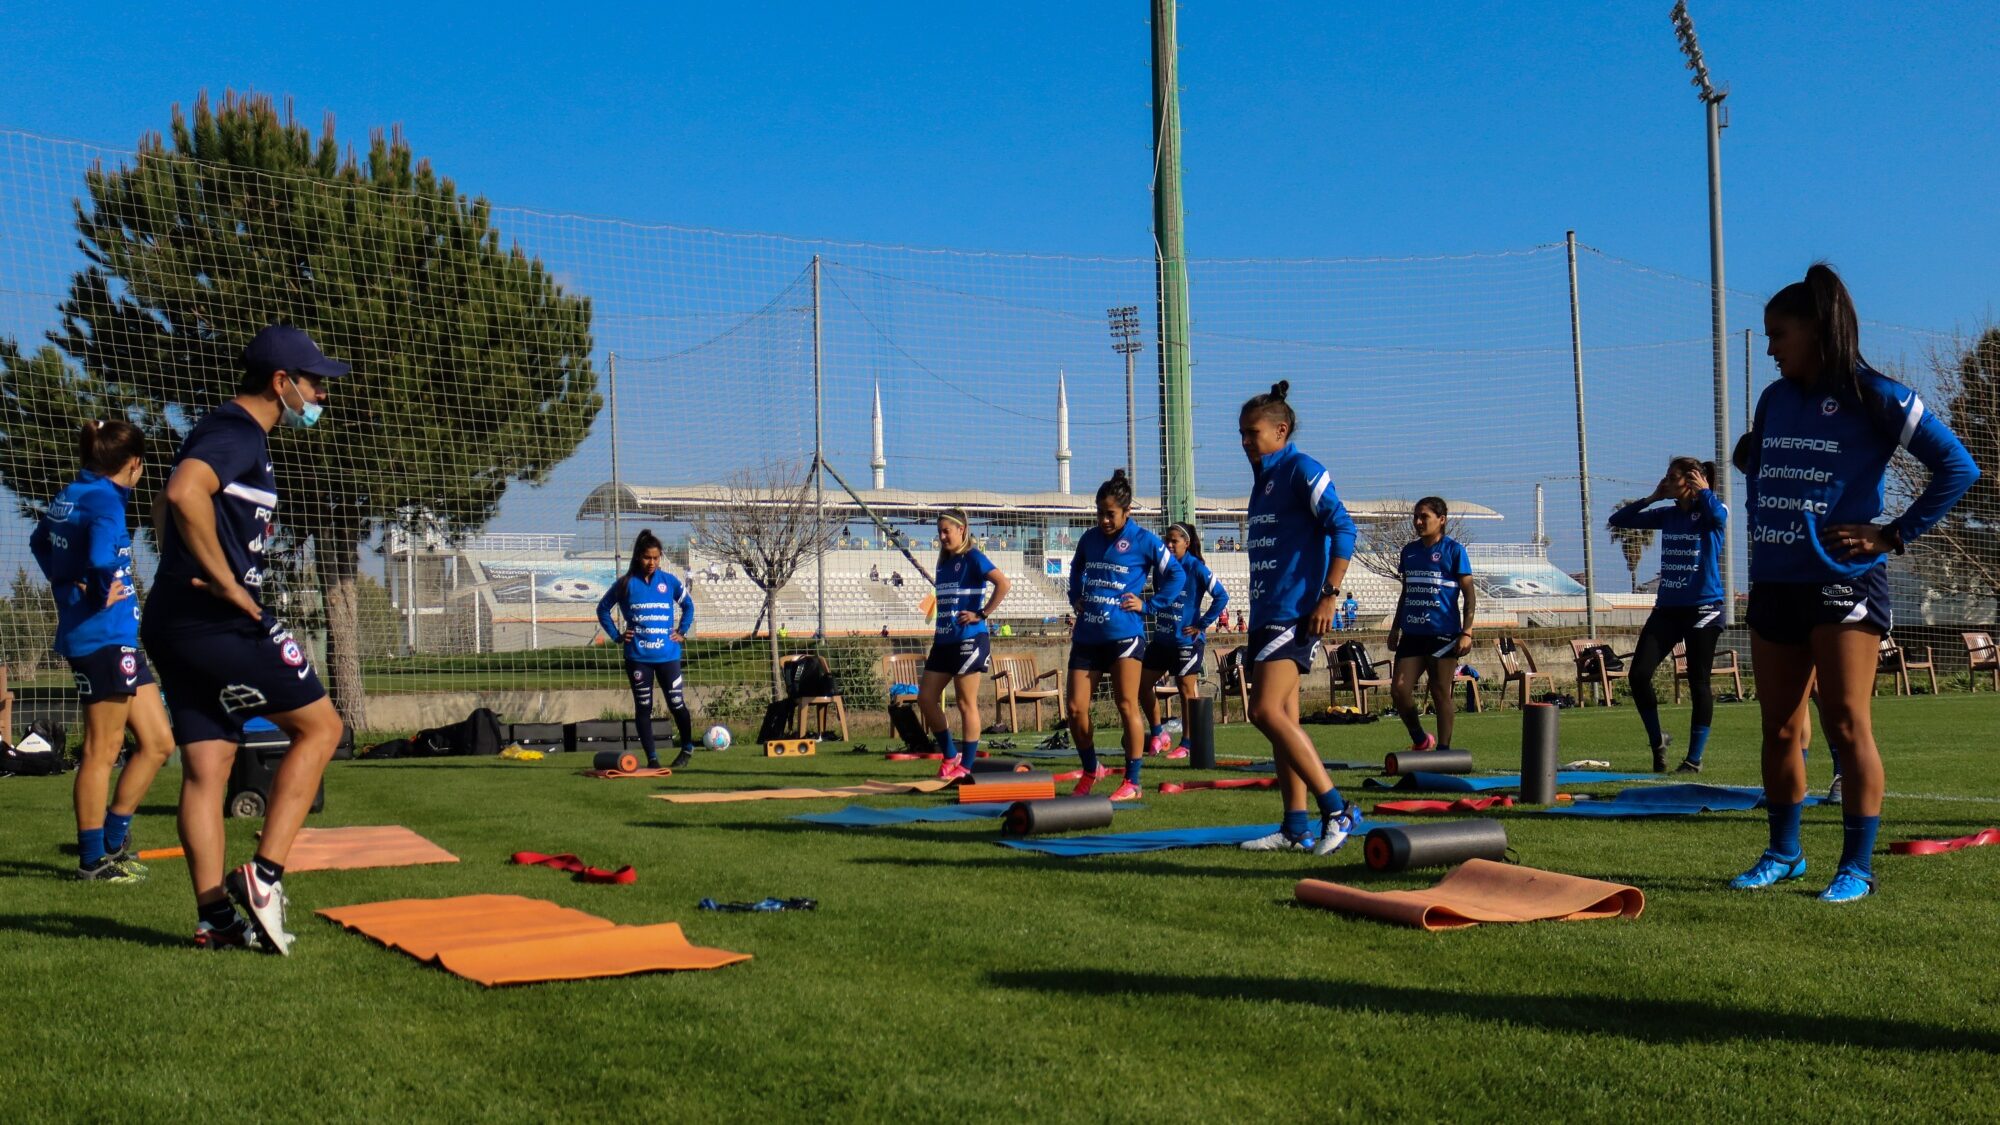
[
  {"xmin": 1821, "ymin": 397, "xmax": 1840, "ymax": 416},
  {"xmin": 656, "ymin": 582, "xmax": 668, "ymax": 593},
  {"xmin": 1264, "ymin": 481, "xmax": 1275, "ymax": 495},
  {"xmin": 119, "ymin": 652, "xmax": 137, "ymax": 677},
  {"xmin": 47, "ymin": 499, "xmax": 74, "ymax": 521},
  {"xmin": 1116, "ymin": 538, "xmax": 1130, "ymax": 553},
  {"xmin": 1431, "ymin": 551, "xmax": 1442, "ymax": 562},
  {"xmin": 279, "ymin": 638, "xmax": 306, "ymax": 667}
]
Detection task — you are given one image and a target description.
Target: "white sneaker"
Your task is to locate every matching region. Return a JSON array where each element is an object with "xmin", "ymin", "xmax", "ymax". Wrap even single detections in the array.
[
  {"xmin": 226, "ymin": 863, "xmax": 296, "ymax": 956},
  {"xmin": 1826, "ymin": 775, "xmax": 1844, "ymax": 806},
  {"xmin": 1239, "ymin": 829, "xmax": 1314, "ymax": 852},
  {"xmin": 1313, "ymin": 803, "xmax": 1362, "ymax": 857}
]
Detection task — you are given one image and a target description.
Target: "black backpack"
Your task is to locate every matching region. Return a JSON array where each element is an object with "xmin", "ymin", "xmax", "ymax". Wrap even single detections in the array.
[
  {"xmin": 0, "ymin": 722, "xmax": 70, "ymax": 776},
  {"xmin": 413, "ymin": 707, "xmax": 504, "ymax": 757},
  {"xmin": 1579, "ymin": 644, "xmax": 1624, "ymax": 676},
  {"xmin": 887, "ymin": 698, "xmax": 932, "ymax": 754},
  {"xmin": 784, "ymin": 657, "xmax": 837, "ymax": 699},
  {"xmin": 1333, "ymin": 640, "xmax": 1376, "ymax": 682},
  {"xmin": 756, "ymin": 698, "xmax": 799, "ymax": 744},
  {"xmin": 1219, "ymin": 646, "xmax": 1249, "ymax": 694}
]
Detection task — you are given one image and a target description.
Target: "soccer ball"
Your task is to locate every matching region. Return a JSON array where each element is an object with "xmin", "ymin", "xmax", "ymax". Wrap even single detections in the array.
[{"xmin": 703, "ymin": 725, "xmax": 733, "ymax": 752}]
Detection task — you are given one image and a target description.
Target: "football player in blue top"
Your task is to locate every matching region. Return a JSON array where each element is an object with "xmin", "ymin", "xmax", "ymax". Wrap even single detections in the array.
[
  {"xmin": 1608, "ymin": 456, "xmax": 1728, "ymax": 773},
  {"xmin": 918, "ymin": 508, "xmax": 1009, "ymax": 782},
  {"xmin": 597, "ymin": 529, "xmax": 698, "ymax": 770},
  {"xmin": 1730, "ymin": 264, "xmax": 1977, "ymax": 904},
  {"xmin": 1139, "ymin": 522, "xmax": 1227, "ymax": 760},
  {"xmin": 143, "ymin": 324, "xmax": 351, "ymax": 953},
  {"xmin": 1065, "ymin": 470, "xmax": 1184, "ymax": 801},
  {"xmin": 29, "ymin": 420, "xmax": 176, "ymax": 882},
  {"xmin": 1232, "ymin": 382, "xmax": 1365, "ymax": 855},
  {"xmin": 1384, "ymin": 497, "xmax": 1477, "ymax": 755}
]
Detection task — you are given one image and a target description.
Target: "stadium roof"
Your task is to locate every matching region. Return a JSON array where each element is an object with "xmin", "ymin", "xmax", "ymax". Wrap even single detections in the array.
[{"xmin": 577, "ymin": 482, "xmax": 1502, "ymax": 524}]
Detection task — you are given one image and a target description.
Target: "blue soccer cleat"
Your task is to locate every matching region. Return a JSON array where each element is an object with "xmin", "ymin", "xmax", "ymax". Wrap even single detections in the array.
[
  {"xmin": 1818, "ymin": 867, "xmax": 1874, "ymax": 904},
  {"xmin": 1313, "ymin": 802, "xmax": 1363, "ymax": 857},
  {"xmin": 1729, "ymin": 851, "xmax": 1807, "ymax": 890}
]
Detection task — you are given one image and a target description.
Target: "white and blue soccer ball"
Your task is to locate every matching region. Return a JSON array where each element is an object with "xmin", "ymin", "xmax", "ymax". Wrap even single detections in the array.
[{"xmin": 703, "ymin": 725, "xmax": 733, "ymax": 752}]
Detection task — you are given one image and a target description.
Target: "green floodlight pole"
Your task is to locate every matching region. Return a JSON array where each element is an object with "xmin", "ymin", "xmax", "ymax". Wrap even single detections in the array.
[{"xmin": 1151, "ymin": 0, "xmax": 1196, "ymax": 525}]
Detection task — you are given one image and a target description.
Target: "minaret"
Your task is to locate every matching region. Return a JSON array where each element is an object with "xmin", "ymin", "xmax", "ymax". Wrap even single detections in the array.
[
  {"xmin": 870, "ymin": 380, "xmax": 887, "ymax": 490},
  {"xmin": 1056, "ymin": 367, "xmax": 1072, "ymax": 494}
]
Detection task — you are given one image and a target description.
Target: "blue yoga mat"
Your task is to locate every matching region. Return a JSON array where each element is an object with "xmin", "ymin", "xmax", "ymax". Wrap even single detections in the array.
[
  {"xmin": 996, "ymin": 814, "xmax": 1397, "ymax": 856},
  {"xmin": 1544, "ymin": 784, "xmax": 1822, "ymax": 818},
  {"xmin": 793, "ymin": 805, "xmax": 1008, "ymax": 827},
  {"xmin": 1225, "ymin": 760, "xmax": 1376, "ymax": 773},
  {"xmin": 1362, "ymin": 771, "xmax": 1654, "ymax": 793}
]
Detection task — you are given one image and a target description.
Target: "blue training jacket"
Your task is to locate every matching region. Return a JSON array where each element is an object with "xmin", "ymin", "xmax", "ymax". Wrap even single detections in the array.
[
  {"xmin": 29, "ymin": 470, "xmax": 140, "ymax": 658},
  {"xmin": 1245, "ymin": 443, "xmax": 1357, "ymax": 630},
  {"xmin": 1153, "ymin": 553, "xmax": 1229, "ymax": 642},
  {"xmin": 1608, "ymin": 490, "xmax": 1727, "ymax": 606},
  {"xmin": 933, "ymin": 547, "xmax": 998, "ymax": 643},
  {"xmin": 597, "ymin": 571, "xmax": 695, "ymax": 663},
  {"xmin": 1068, "ymin": 520, "xmax": 1184, "ymax": 643},
  {"xmin": 1395, "ymin": 535, "xmax": 1473, "ymax": 636},
  {"xmin": 1741, "ymin": 367, "xmax": 1978, "ymax": 583}
]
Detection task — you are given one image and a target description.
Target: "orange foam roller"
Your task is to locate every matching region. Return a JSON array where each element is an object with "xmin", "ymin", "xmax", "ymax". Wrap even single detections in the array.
[{"xmin": 957, "ymin": 772, "xmax": 1057, "ymax": 804}]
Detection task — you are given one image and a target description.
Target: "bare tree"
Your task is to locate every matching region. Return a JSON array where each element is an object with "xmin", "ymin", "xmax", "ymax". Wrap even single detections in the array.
[
  {"xmin": 692, "ymin": 459, "xmax": 841, "ymax": 698},
  {"xmin": 1890, "ymin": 328, "xmax": 2000, "ymax": 614},
  {"xmin": 1352, "ymin": 509, "xmax": 1476, "ymax": 583},
  {"xmin": 1606, "ymin": 500, "xmax": 1655, "ymax": 592}
]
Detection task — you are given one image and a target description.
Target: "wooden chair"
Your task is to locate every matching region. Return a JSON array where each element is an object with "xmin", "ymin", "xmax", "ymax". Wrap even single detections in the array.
[
  {"xmin": 1672, "ymin": 641, "xmax": 1745, "ymax": 702},
  {"xmin": 1875, "ymin": 636, "xmax": 1938, "ymax": 697},
  {"xmin": 779, "ymin": 653, "xmax": 848, "ymax": 741},
  {"xmin": 1570, "ymin": 637, "xmax": 1632, "ymax": 707},
  {"xmin": 0, "ymin": 665, "xmax": 13, "ymax": 746},
  {"xmin": 1494, "ymin": 637, "xmax": 1550, "ymax": 709},
  {"xmin": 991, "ymin": 654, "xmax": 1064, "ymax": 732},
  {"xmin": 1217, "ymin": 646, "xmax": 1250, "ymax": 724},
  {"xmin": 1963, "ymin": 631, "xmax": 2000, "ymax": 692},
  {"xmin": 1326, "ymin": 640, "xmax": 1392, "ymax": 712}
]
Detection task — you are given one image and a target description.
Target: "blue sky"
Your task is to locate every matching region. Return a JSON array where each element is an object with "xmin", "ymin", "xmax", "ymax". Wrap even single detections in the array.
[{"xmin": 3, "ymin": 1, "xmax": 1994, "ymax": 329}]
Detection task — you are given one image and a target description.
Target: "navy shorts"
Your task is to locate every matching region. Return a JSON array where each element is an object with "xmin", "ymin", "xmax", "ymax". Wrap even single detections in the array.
[
  {"xmin": 141, "ymin": 612, "xmax": 327, "ymax": 744},
  {"xmin": 67, "ymin": 644, "xmax": 154, "ymax": 701},
  {"xmin": 626, "ymin": 658, "xmax": 686, "ymax": 710},
  {"xmin": 1247, "ymin": 623, "xmax": 1320, "ymax": 672},
  {"xmin": 924, "ymin": 634, "xmax": 992, "ymax": 677},
  {"xmin": 1747, "ymin": 567, "xmax": 1892, "ymax": 646},
  {"xmin": 1640, "ymin": 602, "xmax": 1725, "ymax": 649},
  {"xmin": 1394, "ymin": 634, "xmax": 1459, "ymax": 662},
  {"xmin": 1142, "ymin": 635, "xmax": 1206, "ymax": 677},
  {"xmin": 1068, "ymin": 635, "xmax": 1144, "ymax": 673}
]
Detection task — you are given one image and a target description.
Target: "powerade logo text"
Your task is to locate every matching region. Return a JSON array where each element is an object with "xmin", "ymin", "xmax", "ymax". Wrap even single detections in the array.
[{"xmin": 1764, "ymin": 436, "xmax": 1841, "ymax": 453}]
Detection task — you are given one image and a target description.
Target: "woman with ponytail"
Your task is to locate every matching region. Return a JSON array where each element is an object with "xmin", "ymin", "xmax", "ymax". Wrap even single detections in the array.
[
  {"xmin": 1139, "ymin": 521, "xmax": 1227, "ymax": 758},
  {"xmin": 29, "ymin": 420, "xmax": 175, "ymax": 882},
  {"xmin": 1064, "ymin": 469, "xmax": 1184, "ymax": 800},
  {"xmin": 1233, "ymin": 382, "xmax": 1364, "ymax": 855},
  {"xmin": 1731, "ymin": 263, "xmax": 1977, "ymax": 903},
  {"xmin": 596, "ymin": 529, "xmax": 698, "ymax": 769},
  {"xmin": 919, "ymin": 508, "xmax": 1009, "ymax": 781}
]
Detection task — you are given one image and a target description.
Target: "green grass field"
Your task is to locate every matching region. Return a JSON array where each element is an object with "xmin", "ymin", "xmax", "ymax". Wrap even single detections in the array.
[{"xmin": 6, "ymin": 695, "xmax": 1999, "ymax": 1121}]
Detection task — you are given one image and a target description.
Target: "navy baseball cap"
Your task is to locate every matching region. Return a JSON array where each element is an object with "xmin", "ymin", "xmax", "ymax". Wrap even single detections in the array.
[{"xmin": 242, "ymin": 323, "xmax": 351, "ymax": 381}]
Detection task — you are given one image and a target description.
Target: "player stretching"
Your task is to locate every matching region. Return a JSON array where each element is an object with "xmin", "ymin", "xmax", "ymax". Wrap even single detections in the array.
[
  {"xmin": 1139, "ymin": 522, "xmax": 1228, "ymax": 759},
  {"xmin": 597, "ymin": 529, "xmax": 698, "ymax": 770},
  {"xmin": 1385, "ymin": 497, "xmax": 1476, "ymax": 754},
  {"xmin": 1066, "ymin": 470, "xmax": 1184, "ymax": 801},
  {"xmin": 30, "ymin": 420, "xmax": 175, "ymax": 881},
  {"xmin": 144, "ymin": 325, "xmax": 350, "ymax": 951},
  {"xmin": 1608, "ymin": 457, "xmax": 1727, "ymax": 773},
  {"xmin": 1731, "ymin": 264, "xmax": 1976, "ymax": 902},
  {"xmin": 1234, "ymin": 382, "xmax": 1363, "ymax": 855}
]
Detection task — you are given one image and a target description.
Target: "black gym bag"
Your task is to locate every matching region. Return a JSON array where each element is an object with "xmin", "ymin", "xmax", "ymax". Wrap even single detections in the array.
[
  {"xmin": 410, "ymin": 707, "xmax": 505, "ymax": 757},
  {"xmin": 755, "ymin": 698, "xmax": 799, "ymax": 744}
]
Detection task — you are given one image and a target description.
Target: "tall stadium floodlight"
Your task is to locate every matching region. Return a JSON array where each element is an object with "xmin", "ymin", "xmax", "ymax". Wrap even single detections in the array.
[
  {"xmin": 1672, "ymin": 0, "xmax": 1735, "ymax": 623},
  {"xmin": 1107, "ymin": 305, "xmax": 1142, "ymax": 482}
]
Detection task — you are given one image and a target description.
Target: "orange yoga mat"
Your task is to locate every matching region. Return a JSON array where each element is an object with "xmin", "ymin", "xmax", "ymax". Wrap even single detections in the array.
[
  {"xmin": 1294, "ymin": 859, "xmax": 1645, "ymax": 931},
  {"xmin": 957, "ymin": 774, "xmax": 1057, "ymax": 804},
  {"xmin": 284, "ymin": 825, "xmax": 460, "ymax": 873},
  {"xmin": 136, "ymin": 846, "xmax": 186, "ymax": 861},
  {"xmin": 318, "ymin": 894, "xmax": 750, "ymax": 986},
  {"xmin": 653, "ymin": 779, "xmax": 949, "ymax": 804},
  {"xmin": 580, "ymin": 767, "xmax": 675, "ymax": 779}
]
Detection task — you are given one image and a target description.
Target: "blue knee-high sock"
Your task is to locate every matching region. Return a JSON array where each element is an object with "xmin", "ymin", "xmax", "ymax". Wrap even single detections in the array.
[
  {"xmin": 961, "ymin": 739, "xmax": 980, "ymax": 766},
  {"xmin": 1314, "ymin": 786, "xmax": 1345, "ymax": 816},
  {"xmin": 1077, "ymin": 739, "xmax": 1099, "ymax": 773},
  {"xmin": 934, "ymin": 729, "xmax": 956, "ymax": 760},
  {"xmin": 78, "ymin": 827, "xmax": 106, "ymax": 868},
  {"xmin": 1768, "ymin": 801, "xmax": 1803, "ymax": 860},
  {"xmin": 1125, "ymin": 757, "xmax": 1142, "ymax": 784},
  {"xmin": 1840, "ymin": 815, "xmax": 1879, "ymax": 878},
  {"xmin": 1149, "ymin": 723, "xmax": 1165, "ymax": 742},
  {"xmin": 1400, "ymin": 709, "xmax": 1426, "ymax": 743},
  {"xmin": 1638, "ymin": 705, "xmax": 1663, "ymax": 749},
  {"xmin": 103, "ymin": 811, "xmax": 134, "ymax": 852},
  {"xmin": 1687, "ymin": 726, "xmax": 1710, "ymax": 765},
  {"xmin": 1282, "ymin": 809, "xmax": 1312, "ymax": 839},
  {"xmin": 1828, "ymin": 746, "xmax": 1844, "ymax": 778}
]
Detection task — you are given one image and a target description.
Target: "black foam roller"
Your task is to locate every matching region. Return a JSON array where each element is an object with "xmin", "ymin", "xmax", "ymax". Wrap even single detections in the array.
[
  {"xmin": 593, "ymin": 749, "xmax": 639, "ymax": 772},
  {"xmin": 970, "ymin": 757, "xmax": 1029, "ymax": 774},
  {"xmin": 1520, "ymin": 702, "xmax": 1559, "ymax": 805},
  {"xmin": 1384, "ymin": 748, "xmax": 1475, "ymax": 776},
  {"xmin": 1186, "ymin": 697, "xmax": 1216, "ymax": 770},
  {"xmin": 1363, "ymin": 819, "xmax": 1508, "ymax": 872},
  {"xmin": 1002, "ymin": 796, "xmax": 1116, "ymax": 837}
]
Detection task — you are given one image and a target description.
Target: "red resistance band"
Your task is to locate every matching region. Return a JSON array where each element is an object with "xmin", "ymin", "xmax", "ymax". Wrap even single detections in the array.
[
  {"xmin": 510, "ymin": 851, "xmax": 637, "ymax": 885},
  {"xmin": 1158, "ymin": 778, "xmax": 1279, "ymax": 794},
  {"xmin": 1373, "ymin": 796, "xmax": 1516, "ymax": 815},
  {"xmin": 1889, "ymin": 828, "xmax": 2000, "ymax": 857}
]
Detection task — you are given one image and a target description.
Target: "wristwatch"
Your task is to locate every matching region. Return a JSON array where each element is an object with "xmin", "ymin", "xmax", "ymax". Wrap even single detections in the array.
[
  {"xmin": 976, "ymin": 608, "xmax": 989, "ymax": 620},
  {"xmin": 1319, "ymin": 586, "xmax": 1341, "ymax": 600}
]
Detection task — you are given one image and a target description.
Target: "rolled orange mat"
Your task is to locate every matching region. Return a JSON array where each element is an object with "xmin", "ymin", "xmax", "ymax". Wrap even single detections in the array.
[
  {"xmin": 1295, "ymin": 859, "xmax": 1644, "ymax": 931},
  {"xmin": 957, "ymin": 773, "xmax": 1056, "ymax": 804}
]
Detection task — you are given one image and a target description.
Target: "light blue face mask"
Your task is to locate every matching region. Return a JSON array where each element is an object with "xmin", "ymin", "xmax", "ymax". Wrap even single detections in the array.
[{"xmin": 280, "ymin": 376, "xmax": 323, "ymax": 429}]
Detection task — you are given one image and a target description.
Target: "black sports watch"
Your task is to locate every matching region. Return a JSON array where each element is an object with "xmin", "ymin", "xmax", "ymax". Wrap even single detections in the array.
[{"xmin": 976, "ymin": 608, "xmax": 989, "ymax": 620}]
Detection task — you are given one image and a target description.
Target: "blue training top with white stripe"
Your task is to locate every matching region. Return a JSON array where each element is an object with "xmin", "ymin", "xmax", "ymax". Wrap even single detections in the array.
[
  {"xmin": 596, "ymin": 571, "xmax": 695, "ymax": 663},
  {"xmin": 1245, "ymin": 443, "xmax": 1357, "ymax": 630},
  {"xmin": 148, "ymin": 402, "xmax": 279, "ymax": 627},
  {"xmin": 1067, "ymin": 520, "xmax": 1185, "ymax": 643},
  {"xmin": 28, "ymin": 471, "xmax": 140, "ymax": 658},
  {"xmin": 1153, "ymin": 553, "xmax": 1229, "ymax": 642},
  {"xmin": 932, "ymin": 547, "xmax": 997, "ymax": 642},
  {"xmin": 1740, "ymin": 366, "xmax": 1978, "ymax": 583},
  {"xmin": 1395, "ymin": 535, "xmax": 1473, "ymax": 636},
  {"xmin": 1608, "ymin": 490, "xmax": 1727, "ymax": 606}
]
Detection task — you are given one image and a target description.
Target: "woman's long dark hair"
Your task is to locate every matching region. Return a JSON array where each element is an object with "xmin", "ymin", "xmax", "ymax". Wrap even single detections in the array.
[
  {"xmin": 1766, "ymin": 262, "xmax": 1865, "ymax": 402},
  {"xmin": 1095, "ymin": 468, "xmax": 1133, "ymax": 510},
  {"xmin": 1168, "ymin": 521, "xmax": 1204, "ymax": 561},
  {"xmin": 626, "ymin": 528, "xmax": 664, "ymax": 580},
  {"xmin": 78, "ymin": 419, "xmax": 145, "ymax": 476},
  {"xmin": 1239, "ymin": 380, "xmax": 1298, "ymax": 436}
]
